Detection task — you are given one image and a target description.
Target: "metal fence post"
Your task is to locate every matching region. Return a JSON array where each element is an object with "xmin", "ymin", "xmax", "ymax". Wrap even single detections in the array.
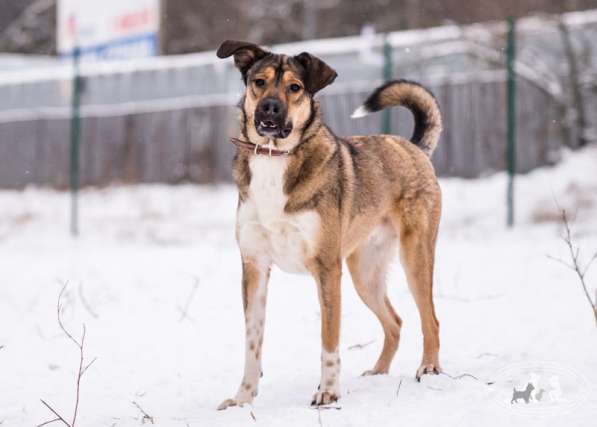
[
  {"xmin": 506, "ymin": 17, "xmax": 517, "ymax": 228},
  {"xmin": 70, "ymin": 46, "xmax": 82, "ymax": 237},
  {"xmin": 382, "ymin": 34, "xmax": 392, "ymax": 134}
]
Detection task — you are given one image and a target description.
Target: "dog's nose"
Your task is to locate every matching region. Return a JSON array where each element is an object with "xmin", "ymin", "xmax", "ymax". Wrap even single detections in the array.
[{"xmin": 258, "ymin": 97, "xmax": 283, "ymax": 118}]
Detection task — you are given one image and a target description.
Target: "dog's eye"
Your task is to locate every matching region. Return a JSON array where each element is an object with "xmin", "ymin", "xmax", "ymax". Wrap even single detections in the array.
[
  {"xmin": 289, "ymin": 83, "xmax": 301, "ymax": 93},
  {"xmin": 254, "ymin": 79, "xmax": 266, "ymax": 87}
]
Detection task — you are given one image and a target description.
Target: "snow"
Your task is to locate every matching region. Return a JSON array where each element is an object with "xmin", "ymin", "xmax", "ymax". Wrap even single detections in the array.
[{"xmin": 1, "ymin": 146, "xmax": 597, "ymax": 426}]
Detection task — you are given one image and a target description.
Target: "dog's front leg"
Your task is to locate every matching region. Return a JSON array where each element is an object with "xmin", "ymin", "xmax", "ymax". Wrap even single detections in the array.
[
  {"xmin": 310, "ymin": 258, "xmax": 342, "ymax": 406},
  {"xmin": 218, "ymin": 258, "xmax": 270, "ymax": 410}
]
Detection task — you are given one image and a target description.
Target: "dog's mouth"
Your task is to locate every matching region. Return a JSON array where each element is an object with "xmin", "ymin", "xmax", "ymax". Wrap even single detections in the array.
[{"xmin": 255, "ymin": 119, "xmax": 293, "ymax": 139}]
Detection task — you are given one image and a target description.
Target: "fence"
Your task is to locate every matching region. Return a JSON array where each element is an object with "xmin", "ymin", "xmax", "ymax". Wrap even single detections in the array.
[{"xmin": 0, "ymin": 10, "xmax": 595, "ymax": 188}]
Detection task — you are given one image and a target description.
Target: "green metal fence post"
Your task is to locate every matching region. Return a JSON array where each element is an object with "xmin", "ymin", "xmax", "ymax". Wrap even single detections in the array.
[
  {"xmin": 506, "ymin": 17, "xmax": 517, "ymax": 228},
  {"xmin": 70, "ymin": 46, "xmax": 82, "ymax": 237},
  {"xmin": 382, "ymin": 34, "xmax": 392, "ymax": 134}
]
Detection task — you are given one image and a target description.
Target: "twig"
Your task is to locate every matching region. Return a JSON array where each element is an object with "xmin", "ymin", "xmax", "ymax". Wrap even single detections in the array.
[
  {"xmin": 178, "ymin": 278, "xmax": 200, "ymax": 322},
  {"xmin": 71, "ymin": 325, "xmax": 86, "ymax": 427},
  {"xmin": 81, "ymin": 357, "xmax": 98, "ymax": 376},
  {"xmin": 132, "ymin": 401, "xmax": 155, "ymax": 424},
  {"xmin": 39, "ymin": 283, "xmax": 96, "ymax": 427},
  {"xmin": 78, "ymin": 283, "xmax": 98, "ymax": 319},
  {"xmin": 312, "ymin": 405, "xmax": 341, "ymax": 411},
  {"xmin": 583, "ymin": 251, "xmax": 597, "ymax": 277},
  {"xmin": 347, "ymin": 340, "xmax": 374, "ymax": 350},
  {"xmin": 56, "ymin": 284, "xmax": 82, "ymax": 349},
  {"xmin": 549, "ymin": 209, "xmax": 597, "ymax": 326},
  {"xmin": 396, "ymin": 379, "xmax": 403, "ymax": 398},
  {"xmin": 39, "ymin": 400, "xmax": 70, "ymax": 427},
  {"xmin": 440, "ymin": 371, "xmax": 494, "ymax": 385},
  {"xmin": 249, "ymin": 409, "xmax": 256, "ymax": 422},
  {"xmin": 440, "ymin": 371, "xmax": 479, "ymax": 381},
  {"xmin": 546, "ymin": 254, "xmax": 575, "ymax": 271},
  {"xmin": 36, "ymin": 417, "xmax": 62, "ymax": 427}
]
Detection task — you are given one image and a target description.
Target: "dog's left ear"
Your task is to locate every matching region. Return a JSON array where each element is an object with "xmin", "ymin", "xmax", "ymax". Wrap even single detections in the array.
[
  {"xmin": 216, "ymin": 40, "xmax": 270, "ymax": 83},
  {"xmin": 294, "ymin": 52, "xmax": 337, "ymax": 94}
]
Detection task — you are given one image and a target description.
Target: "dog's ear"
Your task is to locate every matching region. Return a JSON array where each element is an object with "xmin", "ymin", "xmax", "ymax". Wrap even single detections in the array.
[
  {"xmin": 216, "ymin": 40, "xmax": 270, "ymax": 83},
  {"xmin": 294, "ymin": 52, "xmax": 337, "ymax": 94}
]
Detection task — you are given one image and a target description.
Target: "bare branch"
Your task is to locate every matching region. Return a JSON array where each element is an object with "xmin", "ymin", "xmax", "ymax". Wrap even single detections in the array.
[
  {"xmin": 39, "ymin": 400, "xmax": 70, "ymax": 427},
  {"xmin": 558, "ymin": 18, "xmax": 589, "ymax": 148},
  {"xmin": 40, "ymin": 285, "xmax": 96, "ymax": 427},
  {"xmin": 57, "ymin": 284, "xmax": 82, "ymax": 349},
  {"xmin": 78, "ymin": 283, "xmax": 99, "ymax": 319},
  {"xmin": 396, "ymin": 379, "xmax": 403, "ymax": 398},
  {"xmin": 81, "ymin": 357, "xmax": 97, "ymax": 377},
  {"xmin": 72, "ymin": 327, "xmax": 85, "ymax": 427},
  {"xmin": 545, "ymin": 254, "xmax": 575, "ymax": 271},
  {"xmin": 440, "ymin": 371, "xmax": 480, "ymax": 381},
  {"xmin": 583, "ymin": 251, "xmax": 597, "ymax": 277},
  {"xmin": 132, "ymin": 401, "xmax": 155, "ymax": 424},
  {"xmin": 36, "ymin": 417, "xmax": 62, "ymax": 427},
  {"xmin": 347, "ymin": 340, "xmax": 375, "ymax": 350},
  {"xmin": 178, "ymin": 277, "xmax": 200, "ymax": 322},
  {"xmin": 549, "ymin": 208, "xmax": 597, "ymax": 327}
]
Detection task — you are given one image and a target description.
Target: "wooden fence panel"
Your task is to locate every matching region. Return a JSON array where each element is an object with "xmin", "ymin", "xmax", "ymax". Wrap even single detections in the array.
[{"xmin": 0, "ymin": 76, "xmax": 577, "ymax": 189}]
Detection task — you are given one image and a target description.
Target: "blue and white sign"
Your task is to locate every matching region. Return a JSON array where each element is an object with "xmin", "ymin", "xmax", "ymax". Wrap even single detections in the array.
[{"xmin": 57, "ymin": 0, "xmax": 160, "ymax": 61}]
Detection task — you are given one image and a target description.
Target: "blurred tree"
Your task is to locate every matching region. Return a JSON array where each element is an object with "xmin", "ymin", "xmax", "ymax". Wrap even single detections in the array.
[
  {"xmin": 0, "ymin": 0, "xmax": 54, "ymax": 54},
  {"xmin": 1, "ymin": 0, "xmax": 597, "ymax": 55},
  {"xmin": 161, "ymin": 0, "xmax": 597, "ymax": 53}
]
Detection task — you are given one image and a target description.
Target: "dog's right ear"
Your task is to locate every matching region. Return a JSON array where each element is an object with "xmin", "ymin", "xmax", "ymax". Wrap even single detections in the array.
[{"xmin": 216, "ymin": 40, "xmax": 270, "ymax": 84}]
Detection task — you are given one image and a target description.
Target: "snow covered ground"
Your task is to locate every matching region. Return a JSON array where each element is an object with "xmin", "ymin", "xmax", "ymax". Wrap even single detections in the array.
[{"xmin": 1, "ymin": 147, "xmax": 596, "ymax": 426}]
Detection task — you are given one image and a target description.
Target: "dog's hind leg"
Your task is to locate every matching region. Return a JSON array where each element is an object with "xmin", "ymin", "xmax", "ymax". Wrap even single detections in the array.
[
  {"xmin": 346, "ymin": 222, "xmax": 402, "ymax": 375},
  {"xmin": 218, "ymin": 258, "xmax": 270, "ymax": 410},
  {"xmin": 393, "ymin": 198, "xmax": 441, "ymax": 381}
]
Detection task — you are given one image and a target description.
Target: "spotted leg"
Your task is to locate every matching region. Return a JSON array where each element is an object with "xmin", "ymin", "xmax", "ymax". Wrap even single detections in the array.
[{"xmin": 218, "ymin": 258, "xmax": 270, "ymax": 410}]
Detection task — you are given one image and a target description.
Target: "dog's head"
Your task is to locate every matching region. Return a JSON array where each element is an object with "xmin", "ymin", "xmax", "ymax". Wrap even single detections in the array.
[{"xmin": 217, "ymin": 40, "xmax": 337, "ymax": 145}]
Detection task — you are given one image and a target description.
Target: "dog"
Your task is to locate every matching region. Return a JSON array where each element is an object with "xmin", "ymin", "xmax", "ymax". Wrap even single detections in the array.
[
  {"xmin": 216, "ymin": 40, "xmax": 443, "ymax": 409},
  {"xmin": 511, "ymin": 383, "xmax": 535, "ymax": 404}
]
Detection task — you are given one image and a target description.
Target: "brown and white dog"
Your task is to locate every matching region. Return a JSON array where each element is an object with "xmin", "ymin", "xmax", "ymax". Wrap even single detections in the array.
[{"xmin": 216, "ymin": 40, "xmax": 443, "ymax": 409}]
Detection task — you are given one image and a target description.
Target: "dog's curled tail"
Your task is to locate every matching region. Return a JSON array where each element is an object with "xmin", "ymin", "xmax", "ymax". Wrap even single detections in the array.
[{"xmin": 351, "ymin": 79, "xmax": 442, "ymax": 157}]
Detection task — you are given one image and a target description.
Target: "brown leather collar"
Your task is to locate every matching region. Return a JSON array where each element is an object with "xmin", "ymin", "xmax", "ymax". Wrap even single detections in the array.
[{"xmin": 230, "ymin": 137, "xmax": 293, "ymax": 156}]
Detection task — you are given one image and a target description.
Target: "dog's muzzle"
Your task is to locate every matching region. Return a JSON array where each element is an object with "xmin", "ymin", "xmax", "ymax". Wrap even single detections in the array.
[{"xmin": 254, "ymin": 97, "xmax": 293, "ymax": 139}]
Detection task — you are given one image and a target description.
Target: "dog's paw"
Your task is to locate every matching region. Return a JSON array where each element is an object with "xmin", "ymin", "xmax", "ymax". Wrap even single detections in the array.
[
  {"xmin": 217, "ymin": 392, "xmax": 254, "ymax": 411},
  {"xmin": 217, "ymin": 398, "xmax": 239, "ymax": 411},
  {"xmin": 311, "ymin": 390, "xmax": 340, "ymax": 406},
  {"xmin": 415, "ymin": 363, "xmax": 441, "ymax": 381}
]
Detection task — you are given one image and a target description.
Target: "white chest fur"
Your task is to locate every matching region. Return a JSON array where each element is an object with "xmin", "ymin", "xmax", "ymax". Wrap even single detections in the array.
[{"xmin": 236, "ymin": 155, "xmax": 320, "ymax": 273}]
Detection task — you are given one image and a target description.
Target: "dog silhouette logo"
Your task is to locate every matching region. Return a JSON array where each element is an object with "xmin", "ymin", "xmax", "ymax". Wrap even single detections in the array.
[
  {"xmin": 494, "ymin": 362, "xmax": 588, "ymax": 416},
  {"xmin": 511, "ymin": 382, "xmax": 535, "ymax": 404},
  {"xmin": 510, "ymin": 372, "xmax": 566, "ymax": 405}
]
